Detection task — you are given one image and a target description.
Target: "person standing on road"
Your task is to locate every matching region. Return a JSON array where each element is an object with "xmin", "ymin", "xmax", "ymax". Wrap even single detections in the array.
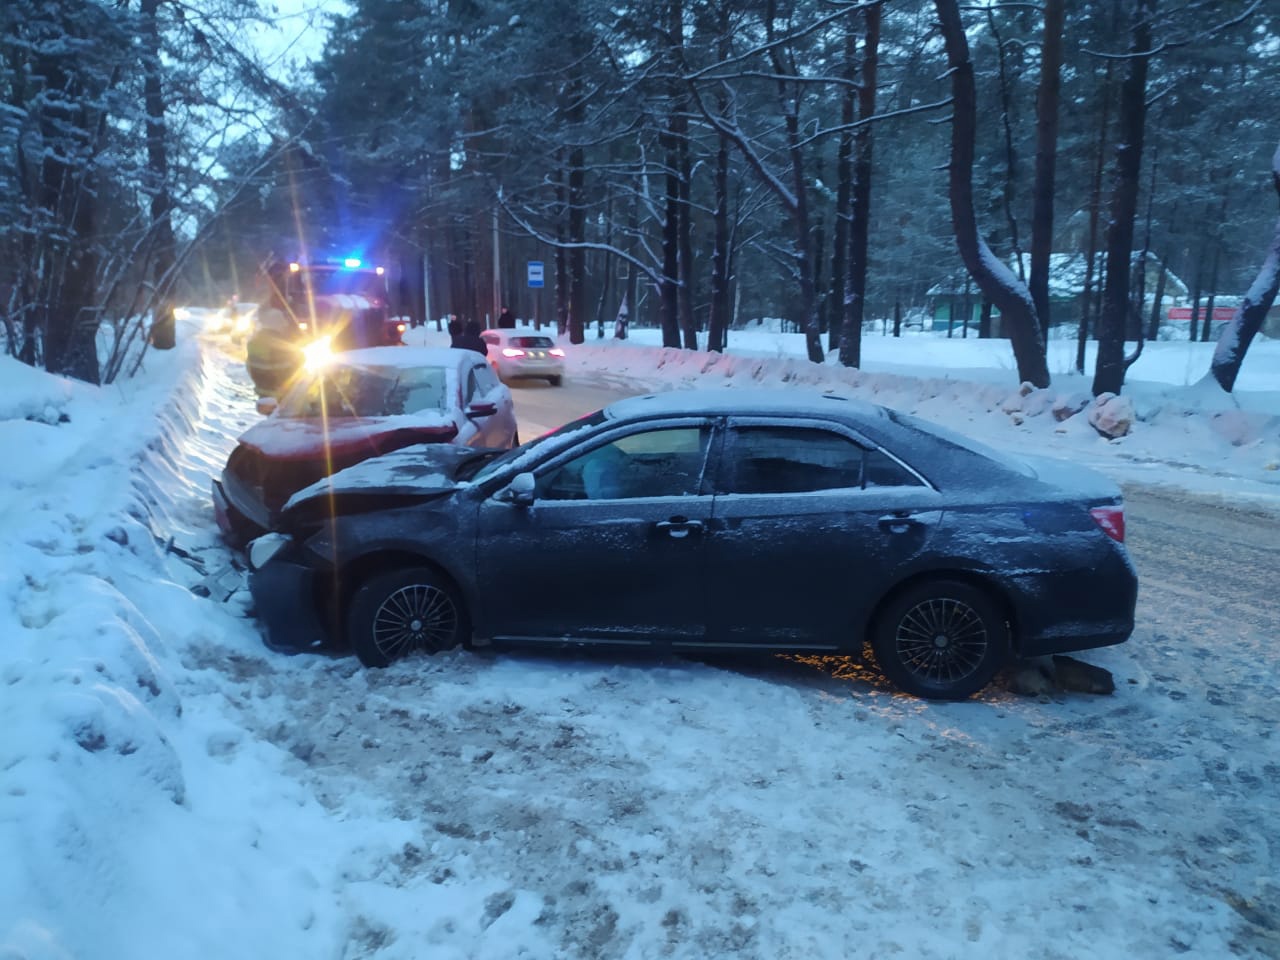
[
  {"xmin": 245, "ymin": 263, "xmax": 302, "ymax": 398},
  {"xmin": 496, "ymin": 306, "xmax": 516, "ymax": 329},
  {"xmin": 458, "ymin": 318, "xmax": 489, "ymax": 356}
]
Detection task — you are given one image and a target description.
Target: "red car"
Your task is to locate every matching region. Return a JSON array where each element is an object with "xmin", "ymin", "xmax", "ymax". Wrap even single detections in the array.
[{"xmin": 214, "ymin": 345, "xmax": 517, "ymax": 546}]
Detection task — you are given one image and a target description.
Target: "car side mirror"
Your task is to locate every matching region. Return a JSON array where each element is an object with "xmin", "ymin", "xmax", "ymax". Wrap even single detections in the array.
[
  {"xmin": 256, "ymin": 396, "xmax": 278, "ymax": 416},
  {"xmin": 467, "ymin": 401, "xmax": 498, "ymax": 418},
  {"xmin": 496, "ymin": 472, "xmax": 536, "ymax": 506}
]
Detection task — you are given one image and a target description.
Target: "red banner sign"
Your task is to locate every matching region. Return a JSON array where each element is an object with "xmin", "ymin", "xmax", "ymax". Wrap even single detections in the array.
[{"xmin": 1167, "ymin": 306, "xmax": 1237, "ymax": 322}]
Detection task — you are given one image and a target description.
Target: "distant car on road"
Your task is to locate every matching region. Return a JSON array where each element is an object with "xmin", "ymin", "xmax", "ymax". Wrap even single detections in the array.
[
  {"xmin": 213, "ymin": 346, "xmax": 516, "ymax": 546},
  {"xmin": 244, "ymin": 388, "xmax": 1137, "ymax": 700},
  {"xmin": 478, "ymin": 327, "xmax": 565, "ymax": 385}
]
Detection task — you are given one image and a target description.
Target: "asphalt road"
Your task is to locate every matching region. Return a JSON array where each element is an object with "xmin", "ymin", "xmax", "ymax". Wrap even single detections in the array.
[
  {"xmin": 505, "ymin": 372, "xmax": 653, "ymax": 439},
  {"xmin": 1119, "ymin": 483, "xmax": 1279, "ymax": 705}
]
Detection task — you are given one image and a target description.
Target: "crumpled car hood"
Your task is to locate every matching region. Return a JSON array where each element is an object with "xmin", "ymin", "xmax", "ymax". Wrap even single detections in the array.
[{"xmin": 283, "ymin": 442, "xmax": 480, "ymax": 511}]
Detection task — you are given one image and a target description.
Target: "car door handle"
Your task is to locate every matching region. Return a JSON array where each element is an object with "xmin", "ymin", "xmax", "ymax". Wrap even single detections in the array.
[
  {"xmin": 655, "ymin": 518, "xmax": 704, "ymax": 539},
  {"xmin": 878, "ymin": 512, "xmax": 923, "ymax": 534}
]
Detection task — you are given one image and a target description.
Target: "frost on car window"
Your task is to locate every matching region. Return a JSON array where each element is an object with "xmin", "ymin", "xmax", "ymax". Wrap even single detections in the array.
[
  {"xmin": 539, "ymin": 426, "xmax": 711, "ymax": 500},
  {"xmin": 275, "ymin": 364, "xmax": 448, "ymax": 418},
  {"xmin": 887, "ymin": 409, "xmax": 1035, "ymax": 478}
]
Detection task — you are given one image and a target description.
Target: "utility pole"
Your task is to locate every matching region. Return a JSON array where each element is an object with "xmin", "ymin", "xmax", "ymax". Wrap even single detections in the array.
[{"xmin": 491, "ymin": 206, "xmax": 500, "ymax": 327}]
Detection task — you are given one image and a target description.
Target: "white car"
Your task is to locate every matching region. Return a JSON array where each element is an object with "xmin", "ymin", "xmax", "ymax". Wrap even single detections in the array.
[{"xmin": 479, "ymin": 327, "xmax": 565, "ymax": 386}]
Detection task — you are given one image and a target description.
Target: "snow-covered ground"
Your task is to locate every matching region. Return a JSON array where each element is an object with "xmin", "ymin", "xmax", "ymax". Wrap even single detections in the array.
[{"xmin": 1, "ymin": 315, "xmax": 1277, "ymax": 959}]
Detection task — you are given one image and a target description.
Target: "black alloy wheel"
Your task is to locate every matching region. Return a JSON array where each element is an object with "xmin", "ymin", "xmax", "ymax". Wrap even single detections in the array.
[
  {"xmin": 348, "ymin": 567, "xmax": 466, "ymax": 667},
  {"xmin": 871, "ymin": 580, "xmax": 1007, "ymax": 700}
]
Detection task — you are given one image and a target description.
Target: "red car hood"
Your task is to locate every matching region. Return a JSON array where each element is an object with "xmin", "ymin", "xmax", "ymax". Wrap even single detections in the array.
[{"xmin": 238, "ymin": 413, "xmax": 460, "ymax": 460}]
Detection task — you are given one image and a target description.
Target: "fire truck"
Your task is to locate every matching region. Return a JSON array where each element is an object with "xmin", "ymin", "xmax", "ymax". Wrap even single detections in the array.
[
  {"xmin": 280, "ymin": 257, "xmax": 406, "ymax": 349},
  {"xmin": 246, "ymin": 257, "xmax": 407, "ymax": 398}
]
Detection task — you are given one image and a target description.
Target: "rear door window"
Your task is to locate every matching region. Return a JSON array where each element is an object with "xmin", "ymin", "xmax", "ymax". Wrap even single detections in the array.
[{"xmin": 721, "ymin": 425, "xmax": 922, "ymax": 494}]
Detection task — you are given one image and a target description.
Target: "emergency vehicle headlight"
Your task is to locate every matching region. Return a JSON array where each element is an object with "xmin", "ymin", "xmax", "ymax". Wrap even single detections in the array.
[{"xmin": 303, "ymin": 336, "xmax": 334, "ymax": 370}]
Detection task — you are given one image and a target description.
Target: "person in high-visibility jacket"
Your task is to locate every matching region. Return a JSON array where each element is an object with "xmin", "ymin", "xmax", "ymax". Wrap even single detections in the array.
[{"xmin": 245, "ymin": 265, "xmax": 302, "ymax": 398}]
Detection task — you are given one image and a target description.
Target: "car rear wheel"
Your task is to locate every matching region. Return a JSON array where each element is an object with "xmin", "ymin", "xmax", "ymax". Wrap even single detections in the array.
[
  {"xmin": 348, "ymin": 567, "xmax": 467, "ymax": 667},
  {"xmin": 870, "ymin": 580, "xmax": 1007, "ymax": 700},
  {"xmin": 548, "ymin": 375, "xmax": 562, "ymax": 386}
]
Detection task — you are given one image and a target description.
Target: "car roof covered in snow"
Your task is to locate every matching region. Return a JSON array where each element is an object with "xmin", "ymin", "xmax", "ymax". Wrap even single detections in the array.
[{"xmin": 602, "ymin": 388, "xmax": 890, "ymax": 425}]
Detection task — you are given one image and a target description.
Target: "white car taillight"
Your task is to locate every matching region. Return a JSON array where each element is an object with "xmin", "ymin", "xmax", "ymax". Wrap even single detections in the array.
[
  {"xmin": 502, "ymin": 347, "xmax": 526, "ymax": 358},
  {"xmin": 1089, "ymin": 505, "xmax": 1125, "ymax": 543}
]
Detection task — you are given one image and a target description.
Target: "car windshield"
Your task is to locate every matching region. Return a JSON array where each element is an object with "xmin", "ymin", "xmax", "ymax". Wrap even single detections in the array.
[
  {"xmin": 274, "ymin": 363, "xmax": 448, "ymax": 418},
  {"xmin": 465, "ymin": 409, "xmax": 609, "ymax": 483},
  {"xmin": 510, "ymin": 336, "xmax": 555, "ymax": 348}
]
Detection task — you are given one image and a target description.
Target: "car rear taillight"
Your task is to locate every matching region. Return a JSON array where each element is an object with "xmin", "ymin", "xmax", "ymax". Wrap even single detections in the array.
[
  {"xmin": 549, "ymin": 347, "xmax": 566, "ymax": 357},
  {"xmin": 1089, "ymin": 505, "xmax": 1125, "ymax": 543},
  {"xmin": 502, "ymin": 347, "xmax": 526, "ymax": 358}
]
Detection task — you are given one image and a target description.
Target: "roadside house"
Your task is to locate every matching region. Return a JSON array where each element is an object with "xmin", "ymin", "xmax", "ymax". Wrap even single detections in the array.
[{"xmin": 926, "ymin": 253, "xmax": 1190, "ymax": 336}]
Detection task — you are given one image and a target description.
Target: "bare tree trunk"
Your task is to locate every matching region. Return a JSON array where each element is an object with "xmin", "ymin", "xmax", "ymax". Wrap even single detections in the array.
[
  {"xmin": 677, "ymin": 126, "xmax": 697, "ymax": 350},
  {"xmin": 707, "ymin": 2, "xmax": 734, "ymax": 354},
  {"xmin": 1187, "ymin": 241, "xmax": 1207, "ymax": 342},
  {"xmin": 1093, "ymin": 0, "xmax": 1154, "ymax": 397},
  {"xmin": 660, "ymin": 148, "xmax": 681, "ymax": 348},
  {"xmin": 839, "ymin": 2, "xmax": 880, "ymax": 370},
  {"xmin": 986, "ymin": 9, "xmax": 1025, "ymax": 270},
  {"xmin": 979, "ymin": 299, "xmax": 993, "ymax": 339},
  {"xmin": 37, "ymin": 53, "xmax": 100, "ymax": 383},
  {"xmin": 1209, "ymin": 144, "xmax": 1280, "ymax": 391},
  {"xmin": 142, "ymin": 0, "xmax": 176, "ymax": 350},
  {"xmin": 1201, "ymin": 244, "xmax": 1222, "ymax": 343},
  {"xmin": 1029, "ymin": 0, "xmax": 1064, "ymax": 340},
  {"xmin": 567, "ymin": 142, "xmax": 587, "ymax": 343},
  {"xmin": 934, "ymin": 0, "xmax": 1049, "ymax": 388},
  {"xmin": 827, "ymin": 20, "xmax": 854, "ymax": 355},
  {"xmin": 593, "ymin": 196, "xmax": 613, "ymax": 339},
  {"xmin": 554, "ymin": 170, "xmax": 569, "ymax": 337},
  {"xmin": 1078, "ymin": 60, "xmax": 1114, "ymax": 374},
  {"xmin": 1146, "ymin": 260, "xmax": 1168, "ymax": 340},
  {"xmin": 658, "ymin": 0, "xmax": 684, "ymax": 349},
  {"xmin": 761, "ymin": 0, "xmax": 822, "ymax": 363},
  {"xmin": 620, "ymin": 199, "xmax": 638, "ymax": 340}
]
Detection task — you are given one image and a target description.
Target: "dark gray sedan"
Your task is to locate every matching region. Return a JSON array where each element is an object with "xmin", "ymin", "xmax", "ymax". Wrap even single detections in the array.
[{"xmin": 246, "ymin": 388, "xmax": 1137, "ymax": 700}]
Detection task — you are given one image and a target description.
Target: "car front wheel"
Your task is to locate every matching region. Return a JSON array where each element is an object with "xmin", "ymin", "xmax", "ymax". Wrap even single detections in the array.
[
  {"xmin": 348, "ymin": 567, "xmax": 467, "ymax": 667},
  {"xmin": 870, "ymin": 580, "xmax": 1007, "ymax": 700}
]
